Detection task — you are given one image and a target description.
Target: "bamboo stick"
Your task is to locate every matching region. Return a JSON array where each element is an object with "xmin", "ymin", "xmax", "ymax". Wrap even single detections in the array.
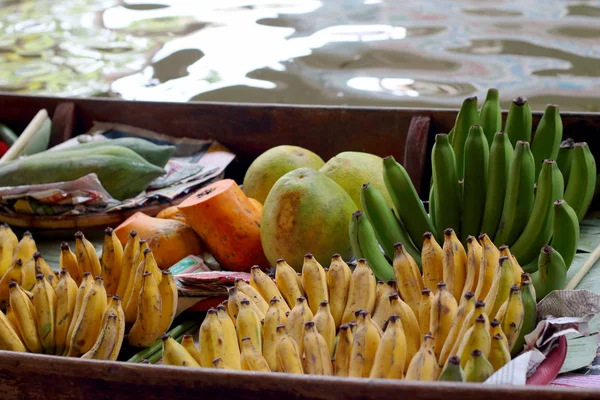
[{"xmin": 564, "ymin": 243, "xmax": 600, "ymax": 290}]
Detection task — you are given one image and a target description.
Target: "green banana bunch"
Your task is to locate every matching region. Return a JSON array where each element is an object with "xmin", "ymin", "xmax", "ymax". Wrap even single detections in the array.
[
  {"xmin": 360, "ymin": 183, "xmax": 421, "ymax": 265},
  {"xmin": 531, "ymin": 245, "xmax": 567, "ymax": 302},
  {"xmin": 480, "ymin": 132, "xmax": 513, "ymax": 240},
  {"xmin": 550, "ymin": 199, "xmax": 579, "ymax": 269},
  {"xmin": 432, "ymin": 134, "xmax": 461, "ymax": 240},
  {"xmin": 382, "ymin": 156, "xmax": 436, "ymax": 249},
  {"xmin": 564, "ymin": 142, "xmax": 596, "ymax": 221},
  {"xmin": 349, "ymin": 210, "xmax": 395, "ymax": 281},
  {"xmin": 504, "ymin": 97, "xmax": 532, "ymax": 147},
  {"xmin": 479, "ymin": 88, "xmax": 502, "ymax": 146},
  {"xmin": 460, "ymin": 125, "xmax": 489, "ymax": 243},
  {"xmin": 531, "ymin": 105, "xmax": 563, "ymax": 181},
  {"xmin": 556, "ymin": 138, "xmax": 574, "ymax": 187},
  {"xmin": 451, "ymin": 96, "xmax": 479, "ymax": 180}
]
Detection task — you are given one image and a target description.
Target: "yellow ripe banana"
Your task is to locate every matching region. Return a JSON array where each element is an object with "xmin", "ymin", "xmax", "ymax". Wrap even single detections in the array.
[
  {"xmin": 275, "ymin": 324, "xmax": 303, "ymax": 374},
  {"xmin": 419, "ymin": 288, "xmax": 433, "ymax": 335},
  {"xmin": 342, "ymin": 258, "xmax": 376, "ymax": 324},
  {"xmin": 475, "ymin": 234, "xmax": 499, "ymax": 301},
  {"xmin": 462, "ymin": 236, "xmax": 482, "ymax": 297},
  {"xmin": 392, "ymin": 243, "xmax": 423, "ymax": 316},
  {"xmin": 0, "ymin": 224, "xmax": 18, "ymax": 277},
  {"xmin": 438, "ymin": 291, "xmax": 476, "ymax": 367},
  {"xmin": 226, "ymin": 286, "xmax": 265, "ymax": 323},
  {"xmin": 6, "ymin": 304, "xmax": 24, "ymax": 344},
  {"xmin": 181, "ymin": 334, "xmax": 203, "ymax": 366},
  {"xmin": 240, "ymin": 336, "xmax": 271, "ymax": 372},
  {"xmin": 67, "ymin": 276, "xmax": 108, "ymax": 357},
  {"xmin": 430, "ymin": 282, "xmax": 458, "ymax": 358},
  {"xmin": 212, "ymin": 358, "xmax": 225, "ymax": 369},
  {"xmin": 161, "ymin": 334, "xmax": 200, "ymax": 367},
  {"xmin": 457, "ymin": 315, "xmax": 492, "ymax": 368},
  {"xmin": 32, "ymin": 273, "xmax": 57, "ymax": 354},
  {"xmin": 484, "ymin": 256, "xmax": 515, "ymax": 318},
  {"xmin": 20, "ymin": 257, "xmax": 37, "ymax": 292},
  {"xmin": 216, "ymin": 304, "xmax": 241, "ymax": 370},
  {"xmin": 101, "ymin": 227, "xmax": 123, "ymax": 296},
  {"xmin": 236, "ymin": 299, "xmax": 263, "ymax": 353},
  {"xmin": 442, "ymin": 229, "xmax": 467, "ymax": 301},
  {"xmin": 12, "ymin": 231, "xmax": 37, "ymax": 266},
  {"xmin": 303, "ymin": 320, "xmax": 333, "ymax": 375},
  {"xmin": 326, "ymin": 254, "xmax": 352, "ymax": 328},
  {"xmin": 235, "ymin": 277, "xmax": 269, "ymax": 316},
  {"xmin": 334, "ymin": 323, "xmax": 353, "ymax": 377},
  {"xmin": 369, "ymin": 314, "xmax": 407, "ymax": 379},
  {"xmin": 263, "ymin": 298, "xmax": 287, "ymax": 371},
  {"xmin": 105, "ymin": 295, "xmax": 125, "ymax": 361},
  {"xmin": 123, "ymin": 247, "xmax": 153, "ymax": 324},
  {"xmin": 115, "ymin": 231, "xmax": 139, "ymax": 298},
  {"xmin": 301, "ymin": 253, "xmax": 328, "ymax": 315},
  {"xmin": 389, "ymin": 293, "xmax": 421, "ymax": 363},
  {"xmin": 489, "ymin": 319, "xmax": 509, "ymax": 351},
  {"xmin": 198, "ymin": 308, "xmax": 222, "ymax": 368},
  {"xmin": 81, "ymin": 312, "xmax": 119, "ymax": 360},
  {"xmin": 405, "ymin": 333, "xmax": 439, "ymax": 381},
  {"xmin": 250, "ymin": 265, "xmax": 290, "ymax": 315},
  {"xmin": 489, "ymin": 333, "xmax": 511, "ymax": 371},
  {"xmin": 74, "ymin": 231, "xmax": 101, "ymax": 278},
  {"xmin": 501, "ymin": 285, "xmax": 525, "ymax": 352},
  {"xmin": 421, "ymin": 232, "xmax": 444, "ymax": 294},
  {"xmin": 63, "ymin": 272, "xmax": 93, "ymax": 356},
  {"xmin": 0, "ymin": 258, "xmax": 24, "ymax": 308},
  {"xmin": 275, "ymin": 258, "xmax": 304, "ymax": 309},
  {"xmin": 313, "ymin": 300, "xmax": 336, "ymax": 357},
  {"xmin": 158, "ymin": 270, "xmax": 178, "ymax": 335},
  {"xmin": 60, "ymin": 242, "xmax": 82, "ymax": 285},
  {"xmin": 372, "ymin": 280, "xmax": 396, "ymax": 330},
  {"xmin": 448, "ymin": 300, "xmax": 488, "ymax": 361},
  {"xmin": 34, "ymin": 253, "xmax": 58, "ymax": 290},
  {"xmin": 128, "ymin": 271, "xmax": 162, "ymax": 347},
  {"xmin": 0, "ymin": 307, "xmax": 26, "ymax": 352},
  {"xmin": 286, "ymin": 296, "xmax": 313, "ymax": 357},
  {"xmin": 348, "ymin": 311, "xmax": 381, "ymax": 377},
  {"xmin": 499, "ymin": 246, "xmax": 525, "ymax": 295},
  {"xmin": 9, "ymin": 281, "xmax": 42, "ymax": 353}
]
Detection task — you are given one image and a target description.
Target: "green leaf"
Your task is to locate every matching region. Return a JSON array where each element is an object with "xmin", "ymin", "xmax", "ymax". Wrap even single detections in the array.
[{"xmin": 560, "ymin": 334, "xmax": 599, "ymax": 374}]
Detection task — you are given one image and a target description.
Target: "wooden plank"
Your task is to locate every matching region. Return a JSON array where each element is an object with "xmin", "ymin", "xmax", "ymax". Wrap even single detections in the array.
[
  {"xmin": 50, "ymin": 102, "xmax": 76, "ymax": 147},
  {"xmin": 404, "ymin": 115, "xmax": 432, "ymax": 195}
]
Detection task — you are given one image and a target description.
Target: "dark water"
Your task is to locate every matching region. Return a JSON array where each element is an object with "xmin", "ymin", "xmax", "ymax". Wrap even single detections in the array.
[{"xmin": 1, "ymin": 0, "xmax": 600, "ymax": 111}]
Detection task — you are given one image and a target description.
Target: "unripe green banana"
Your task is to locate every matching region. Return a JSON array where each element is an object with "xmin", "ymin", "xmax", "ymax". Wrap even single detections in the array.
[
  {"xmin": 429, "ymin": 185, "xmax": 437, "ymax": 235},
  {"xmin": 494, "ymin": 141, "xmax": 535, "ymax": 247},
  {"xmin": 550, "ymin": 199, "xmax": 579, "ymax": 269},
  {"xmin": 564, "ymin": 142, "xmax": 597, "ymax": 221},
  {"xmin": 432, "ymin": 134, "xmax": 461, "ymax": 239},
  {"xmin": 382, "ymin": 156, "xmax": 436, "ymax": 249},
  {"xmin": 557, "ymin": 138, "xmax": 575, "ymax": 187},
  {"xmin": 531, "ymin": 104, "xmax": 563, "ymax": 181},
  {"xmin": 479, "ymin": 88, "xmax": 502, "ymax": 146},
  {"xmin": 531, "ymin": 245, "xmax": 567, "ymax": 302},
  {"xmin": 361, "ymin": 183, "xmax": 421, "ymax": 266},
  {"xmin": 480, "ymin": 132, "xmax": 513, "ymax": 240},
  {"xmin": 460, "ymin": 125, "xmax": 489, "ymax": 243},
  {"xmin": 451, "ymin": 96, "xmax": 479, "ymax": 180},
  {"xmin": 464, "ymin": 349, "xmax": 494, "ymax": 383},
  {"xmin": 438, "ymin": 355, "xmax": 465, "ymax": 382},
  {"xmin": 349, "ymin": 210, "xmax": 395, "ymax": 281},
  {"xmin": 510, "ymin": 160, "xmax": 561, "ymax": 265},
  {"xmin": 504, "ymin": 97, "xmax": 532, "ymax": 147},
  {"xmin": 511, "ymin": 276, "xmax": 537, "ymax": 357}
]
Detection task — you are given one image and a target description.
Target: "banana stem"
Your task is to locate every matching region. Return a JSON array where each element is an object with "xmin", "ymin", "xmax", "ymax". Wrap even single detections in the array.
[
  {"xmin": 127, "ymin": 321, "xmax": 198, "ymax": 363},
  {"xmin": 564, "ymin": 243, "xmax": 600, "ymax": 290}
]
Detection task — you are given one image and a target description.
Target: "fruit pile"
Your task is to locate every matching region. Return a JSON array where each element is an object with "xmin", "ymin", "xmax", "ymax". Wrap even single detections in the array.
[
  {"xmin": 161, "ymin": 248, "xmax": 533, "ymax": 382},
  {"xmin": 0, "ymin": 224, "xmax": 178, "ymax": 357}
]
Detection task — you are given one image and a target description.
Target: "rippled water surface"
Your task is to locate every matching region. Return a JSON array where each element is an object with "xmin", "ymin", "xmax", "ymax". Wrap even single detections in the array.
[{"xmin": 1, "ymin": 0, "xmax": 600, "ymax": 111}]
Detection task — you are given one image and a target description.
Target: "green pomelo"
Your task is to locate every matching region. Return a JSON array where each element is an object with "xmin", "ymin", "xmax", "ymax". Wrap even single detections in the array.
[
  {"xmin": 242, "ymin": 145, "xmax": 325, "ymax": 204},
  {"xmin": 261, "ymin": 168, "xmax": 356, "ymax": 271}
]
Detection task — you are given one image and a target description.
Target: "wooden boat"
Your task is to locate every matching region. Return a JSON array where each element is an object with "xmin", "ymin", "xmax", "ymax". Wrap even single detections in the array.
[{"xmin": 0, "ymin": 92, "xmax": 599, "ymax": 399}]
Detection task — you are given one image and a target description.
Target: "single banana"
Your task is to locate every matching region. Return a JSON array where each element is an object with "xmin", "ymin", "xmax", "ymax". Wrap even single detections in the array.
[
  {"xmin": 286, "ymin": 297, "xmax": 313, "ymax": 357},
  {"xmin": 479, "ymin": 88, "xmax": 502, "ymax": 145},
  {"xmin": 274, "ymin": 325, "xmax": 303, "ymax": 374},
  {"xmin": 263, "ymin": 298, "xmax": 288, "ymax": 371},
  {"xmin": 275, "ymin": 258, "xmax": 304, "ymax": 309},
  {"xmin": 128, "ymin": 271, "xmax": 162, "ymax": 347},
  {"xmin": 418, "ymin": 288, "xmax": 433, "ymax": 335},
  {"xmin": 421, "ymin": 232, "xmax": 444, "ymax": 294},
  {"xmin": 550, "ymin": 200, "xmax": 579, "ymax": 270},
  {"xmin": 430, "ymin": 282, "xmax": 458, "ymax": 359},
  {"xmin": 34, "ymin": 253, "xmax": 58, "ymax": 290},
  {"xmin": 464, "ymin": 349, "xmax": 494, "ymax": 382},
  {"xmin": 226, "ymin": 286, "xmax": 265, "ymax": 322},
  {"xmin": 251, "ymin": 265, "xmax": 290, "ymax": 314},
  {"xmin": 531, "ymin": 104, "xmax": 563, "ymax": 180},
  {"xmin": 383, "ymin": 155, "xmax": 437, "ymax": 249},
  {"xmin": 389, "ymin": 293, "xmax": 421, "ymax": 363},
  {"xmin": 447, "ymin": 300, "xmax": 487, "ymax": 361},
  {"xmin": 216, "ymin": 304, "xmax": 241, "ymax": 370},
  {"xmin": 334, "ymin": 324, "xmax": 353, "ymax": 377},
  {"xmin": 489, "ymin": 333, "xmax": 511, "ymax": 372},
  {"xmin": 12, "ymin": 231, "xmax": 37, "ymax": 267},
  {"xmin": 59, "ymin": 242, "xmax": 82, "ymax": 285},
  {"xmin": 442, "ymin": 229, "xmax": 467, "ymax": 301},
  {"xmin": 0, "ymin": 258, "xmax": 23, "ymax": 308},
  {"xmin": 74, "ymin": 231, "xmax": 102, "ymax": 278},
  {"xmin": 504, "ymin": 96, "xmax": 533, "ymax": 147},
  {"xmin": 63, "ymin": 272, "xmax": 93, "ymax": 356},
  {"xmin": 349, "ymin": 210, "xmax": 395, "ymax": 281},
  {"xmin": 462, "ymin": 236, "xmax": 482, "ymax": 298},
  {"xmin": 81, "ymin": 312, "xmax": 119, "ymax": 360},
  {"xmin": 451, "ymin": 95, "xmax": 480, "ymax": 180},
  {"xmin": 484, "ymin": 256, "xmax": 515, "ymax": 318},
  {"xmin": 405, "ymin": 333, "xmax": 439, "ymax": 381},
  {"xmin": 392, "ymin": 243, "xmax": 423, "ymax": 316},
  {"xmin": 235, "ymin": 277, "xmax": 269, "ymax": 316},
  {"xmin": 198, "ymin": 309, "xmax": 223, "ymax": 368},
  {"xmin": 460, "ymin": 125, "xmax": 489, "ymax": 242},
  {"xmin": 123, "ymin": 247, "xmax": 153, "ymax": 324},
  {"xmin": 20, "ymin": 258, "xmax": 37, "ymax": 292},
  {"xmin": 303, "ymin": 321, "xmax": 333, "ymax": 375},
  {"xmin": 489, "ymin": 319, "xmax": 509, "ymax": 351},
  {"xmin": 67, "ymin": 276, "xmax": 108, "ymax": 357},
  {"xmin": 557, "ymin": 138, "xmax": 575, "ymax": 187},
  {"xmin": 456, "ymin": 315, "xmax": 492, "ymax": 368},
  {"xmin": 475, "ymin": 234, "xmax": 499, "ymax": 300},
  {"xmin": 161, "ymin": 334, "xmax": 200, "ymax": 367},
  {"xmin": 438, "ymin": 291, "xmax": 476, "ymax": 367},
  {"xmin": 32, "ymin": 273, "xmax": 57, "ymax": 354},
  {"xmin": 369, "ymin": 314, "xmax": 407, "ymax": 379},
  {"xmin": 326, "ymin": 254, "xmax": 351, "ymax": 328},
  {"xmin": 0, "ymin": 224, "xmax": 17, "ymax": 277},
  {"xmin": 498, "ymin": 245, "xmax": 525, "ymax": 291},
  {"xmin": 564, "ymin": 142, "xmax": 596, "ymax": 221},
  {"xmin": 342, "ymin": 258, "xmax": 377, "ymax": 324},
  {"xmin": 0, "ymin": 307, "xmax": 26, "ymax": 352},
  {"xmin": 106, "ymin": 295, "xmax": 125, "ymax": 361},
  {"xmin": 361, "ymin": 182, "xmax": 421, "ymax": 263},
  {"xmin": 9, "ymin": 281, "xmax": 43, "ymax": 353},
  {"xmin": 181, "ymin": 334, "xmax": 203, "ymax": 366},
  {"xmin": 511, "ymin": 276, "xmax": 537, "ymax": 357},
  {"xmin": 115, "ymin": 230, "xmax": 139, "ymax": 298},
  {"xmin": 348, "ymin": 311, "xmax": 380, "ymax": 378},
  {"xmin": 236, "ymin": 299, "xmax": 263, "ymax": 353},
  {"xmin": 158, "ymin": 270, "xmax": 178, "ymax": 335},
  {"xmin": 432, "ymin": 134, "xmax": 461, "ymax": 238},
  {"xmin": 101, "ymin": 227, "xmax": 123, "ymax": 296},
  {"xmin": 5, "ymin": 304, "xmax": 23, "ymax": 344},
  {"xmin": 240, "ymin": 336, "xmax": 271, "ymax": 372},
  {"xmin": 438, "ymin": 355, "xmax": 465, "ymax": 382},
  {"xmin": 502, "ymin": 284, "xmax": 525, "ymax": 352},
  {"xmin": 313, "ymin": 300, "xmax": 336, "ymax": 357},
  {"xmin": 494, "ymin": 140, "xmax": 535, "ymax": 247}
]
